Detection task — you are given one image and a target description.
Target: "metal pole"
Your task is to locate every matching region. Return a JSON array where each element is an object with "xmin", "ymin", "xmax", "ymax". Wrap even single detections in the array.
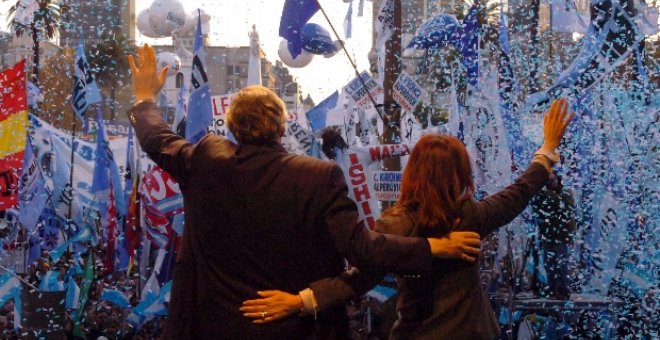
[
  {"xmin": 316, "ymin": 0, "xmax": 385, "ymax": 135},
  {"xmin": 0, "ymin": 264, "xmax": 39, "ymax": 291}
]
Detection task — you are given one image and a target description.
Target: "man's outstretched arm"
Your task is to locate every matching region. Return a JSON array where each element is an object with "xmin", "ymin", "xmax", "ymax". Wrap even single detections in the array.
[{"xmin": 127, "ymin": 44, "xmax": 195, "ymax": 184}]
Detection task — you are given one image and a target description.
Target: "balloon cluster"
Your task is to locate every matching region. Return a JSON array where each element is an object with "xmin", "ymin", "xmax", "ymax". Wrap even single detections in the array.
[
  {"xmin": 136, "ymin": 0, "xmax": 211, "ymax": 38},
  {"xmin": 156, "ymin": 52, "xmax": 181, "ymax": 76},
  {"xmin": 279, "ymin": 23, "xmax": 342, "ymax": 68}
]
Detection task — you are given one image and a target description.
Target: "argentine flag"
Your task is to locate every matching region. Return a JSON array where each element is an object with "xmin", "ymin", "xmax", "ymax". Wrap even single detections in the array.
[
  {"xmin": 185, "ymin": 10, "xmax": 213, "ymax": 144},
  {"xmin": 71, "ymin": 40, "xmax": 102, "ymax": 123}
]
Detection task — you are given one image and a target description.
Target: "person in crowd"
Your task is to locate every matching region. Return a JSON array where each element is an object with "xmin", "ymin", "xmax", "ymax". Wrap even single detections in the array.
[
  {"xmin": 243, "ymin": 99, "xmax": 574, "ymax": 339},
  {"xmin": 531, "ymin": 172, "xmax": 577, "ymax": 300},
  {"xmin": 127, "ymin": 44, "xmax": 481, "ymax": 339}
]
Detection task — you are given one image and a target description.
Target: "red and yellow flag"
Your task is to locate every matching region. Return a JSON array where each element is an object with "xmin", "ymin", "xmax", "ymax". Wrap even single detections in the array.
[{"xmin": 0, "ymin": 60, "xmax": 28, "ymax": 211}]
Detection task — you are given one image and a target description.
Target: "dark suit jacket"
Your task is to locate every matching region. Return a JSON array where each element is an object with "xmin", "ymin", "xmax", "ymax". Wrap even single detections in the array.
[
  {"xmin": 312, "ymin": 162, "xmax": 549, "ymax": 339},
  {"xmin": 128, "ymin": 102, "xmax": 433, "ymax": 339}
]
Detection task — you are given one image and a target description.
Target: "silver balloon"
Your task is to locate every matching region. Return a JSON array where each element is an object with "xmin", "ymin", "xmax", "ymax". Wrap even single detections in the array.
[
  {"xmin": 137, "ymin": 8, "xmax": 162, "ymax": 38},
  {"xmin": 156, "ymin": 52, "xmax": 182, "ymax": 75},
  {"xmin": 148, "ymin": 0, "xmax": 187, "ymax": 36},
  {"xmin": 278, "ymin": 39, "xmax": 314, "ymax": 68}
]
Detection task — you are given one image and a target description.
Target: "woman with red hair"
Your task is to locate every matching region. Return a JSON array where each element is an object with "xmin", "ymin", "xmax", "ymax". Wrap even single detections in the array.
[{"xmin": 243, "ymin": 99, "xmax": 573, "ymax": 339}]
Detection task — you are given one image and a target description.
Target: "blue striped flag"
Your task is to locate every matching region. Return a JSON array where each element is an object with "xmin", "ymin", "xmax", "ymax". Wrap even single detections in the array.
[
  {"xmin": 71, "ymin": 40, "xmax": 102, "ymax": 124},
  {"xmin": 185, "ymin": 10, "xmax": 213, "ymax": 144}
]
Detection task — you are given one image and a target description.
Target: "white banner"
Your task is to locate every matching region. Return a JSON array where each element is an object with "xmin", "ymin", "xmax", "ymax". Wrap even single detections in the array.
[
  {"xmin": 209, "ymin": 94, "xmax": 233, "ymax": 137},
  {"xmin": 372, "ymin": 171, "xmax": 402, "ymax": 202},
  {"xmin": 344, "ymin": 71, "xmax": 384, "ymax": 108},
  {"xmin": 392, "ymin": 72, "xmax": 424, "ymax": 113}
]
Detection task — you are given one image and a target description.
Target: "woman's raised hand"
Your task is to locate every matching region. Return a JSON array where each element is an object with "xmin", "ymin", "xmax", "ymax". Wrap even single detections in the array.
[{"xmin": 541, "ymin": 98, "xmax": 575, "ymax": 153}]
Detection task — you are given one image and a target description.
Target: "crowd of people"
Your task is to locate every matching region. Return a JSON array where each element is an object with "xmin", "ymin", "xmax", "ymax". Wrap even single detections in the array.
[{"xmin": 0, "ymin": 247, "xmax": 165, "ymax": 339}]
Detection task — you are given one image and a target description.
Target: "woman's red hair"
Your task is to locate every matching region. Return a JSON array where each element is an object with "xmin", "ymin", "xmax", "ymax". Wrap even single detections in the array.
[{"xmin": 386, "ymin": 134, "xmax": 475, "ymax": 236}]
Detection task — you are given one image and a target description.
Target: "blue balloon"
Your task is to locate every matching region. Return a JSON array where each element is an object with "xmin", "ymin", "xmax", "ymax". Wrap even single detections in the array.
[
  {"xmin": 301, "ymin": 23, "xmax": 339, "ymax": 55},
  {"xmin": 406, "ymin": 14, "xmax": 462, "ymax": 50}
]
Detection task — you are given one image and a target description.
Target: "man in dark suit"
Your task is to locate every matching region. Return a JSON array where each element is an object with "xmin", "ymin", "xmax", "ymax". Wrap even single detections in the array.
[{"xmin": 127, "ymin": 44, "xmax": 481, "ymax": 339}]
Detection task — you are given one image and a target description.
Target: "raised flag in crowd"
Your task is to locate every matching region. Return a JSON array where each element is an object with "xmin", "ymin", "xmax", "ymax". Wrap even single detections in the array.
[
  {"xmin": 18, "ymin": 136, "xmax": 49, "ymax": 231},
  {"xmin": 99, "ymin": 288, "xmax": 131, "ymax": 309},
  {"xmin": 185, "ymin": 10, "xmax": 214, "ymax": 143},
  {"xmin": 123, "ymin": 151, "xmax": 142, "ymax": 273},
  {"xmin": 0, "ymin": 60, "xmax": 28, "ymax": 212},
  {"xmin": 49, "ymin": 216, "xmax": 99, "ymax": 263},
  {"xmin": 49, "ymin": 133, "xmax": 85, "ymax": 227},
  {"xmin": 374, "ymin": 0, "xmax": 394, "ymax": 48},
  {"xmin": 343, "ymin": 0, "xmax": 353, "ymax": 39},
  {"xmin": 65, "ymin": 279, "xmax": 80, "ymax": 310},
  {"xmin": 38, "ymin": 270, "xmax": 65, "ymax": 292},
  {"xmin": 306, "ymin": 90, "xmax": 339, "ymax": 132},
  {"xmin": 91, "ymin": 107, "xmax": 120, "ymax": 274},
  {"xmin": 26, "ymin": 81, "xmax": 41, "ymax": 108},
  {"xmin": 0, "ymin": 271, "xmax": 21, "ymax": 330},
  {"xmin": 172, "ymin": 83, "xmax": 187, "ymax": 137},
  {"xmin": 71, "ymin": 40, "xmax": 102, "ymax": 124}
]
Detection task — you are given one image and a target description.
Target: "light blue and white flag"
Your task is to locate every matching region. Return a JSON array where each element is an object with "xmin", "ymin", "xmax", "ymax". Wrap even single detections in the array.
[
  {"xmin": 0, "ymin": 272, "xmax": 20, "ymax": 307},
  {"xmin": 365, "ymin": 285, "xmax": 396, "ymax": 303},
  {"xmin": 185, "ymin": 10, "xmax": 213, "ymax": 144},
  {"xmin": 26, "ymin": 81, "xmax": 41, "ymax": 108},
  {"xmin": 50, "ymin": 134, "xmax": 84, "ymax": 226},
  {"xmin": 49, "ymin": 220, "xmax": 99, "ymax": 263},
  {"xmin": 91, "ymin": 106, "xmax": 123, "ymax": 216},
  {"xmin": 100, "ymin": 288, "xmax": 131, "ymax": 309},
  {"xmin": 374, "ymin": 0, "xmax": 394, "ymax": 47},
  {"xmin": 172, "ymin": 84, "xmax": 187, "ymax": 137},
  {"xmin": 18, "ymin": 136, "xmax": 49, "ymax": 231},
  {"xmin": 71, "ymin": 40, "xmax": 102, "ymax": 124},
  {"xmin": 27, "ymin": 233, "xmax": 42, "ymax": 265},
  {"xmin": 66, "ymin": 280, "xmax": 80, "ymax": 309},
  {"xmin": 134, "ymin": 280, "xmax": 171, "ymax": 317},
  {"xmin": 344, "ymin": 0, "xmax": 353, "ymax": 39},
  {"xmin": 13, "ymin": 284, "xmax": 21, "ymax": 330},
  {"xmin": 39, "ymin": 270, "xmax": 65, "ymax": 292},
  {"xmin": 306, "ymin": 91, "xmax": 340, "ymax": 132}
]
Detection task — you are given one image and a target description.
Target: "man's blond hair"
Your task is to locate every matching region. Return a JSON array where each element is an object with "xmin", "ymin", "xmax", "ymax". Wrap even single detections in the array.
[{"xmin": 226, "ymin": 86, "xmax": 289, "ymax": 144}]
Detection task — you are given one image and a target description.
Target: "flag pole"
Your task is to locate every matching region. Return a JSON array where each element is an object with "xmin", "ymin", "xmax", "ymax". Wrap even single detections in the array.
[
  {"xmin": 314, "ymin": 0, "xmax": 385, "ymax": 137},
  {"xmin": 67, "ymin": 119, "xmax": 76, "ymax": 224},
  {"xmin": 0, "ymin": 264, "xmax": 39, "ymax": 291}
]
